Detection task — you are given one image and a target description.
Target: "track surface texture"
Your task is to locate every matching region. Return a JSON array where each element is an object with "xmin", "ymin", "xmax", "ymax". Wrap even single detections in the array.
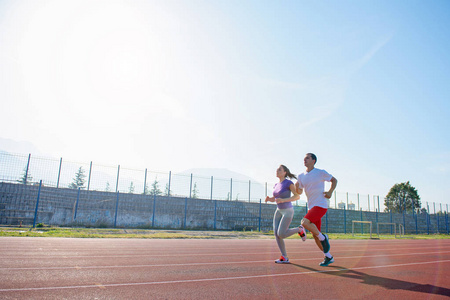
[{"xmin": 0, "ymin": 237, "xmax": 449, "ymax": 299}]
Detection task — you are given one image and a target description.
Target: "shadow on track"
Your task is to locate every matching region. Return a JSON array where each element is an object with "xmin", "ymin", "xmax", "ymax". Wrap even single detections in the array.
[{"xmin": 290, "ymin": 263, "xmax": 450, "ymax": 297}]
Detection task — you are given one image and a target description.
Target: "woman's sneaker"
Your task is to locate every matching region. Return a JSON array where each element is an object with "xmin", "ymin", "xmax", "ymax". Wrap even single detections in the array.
[
  {"xmin": 275, "ymin": 256, "xmax": 290, "ymax": 264},
  {"xmin": 298, "ymin": 225, "xmax": 306, "ymax": 241}
]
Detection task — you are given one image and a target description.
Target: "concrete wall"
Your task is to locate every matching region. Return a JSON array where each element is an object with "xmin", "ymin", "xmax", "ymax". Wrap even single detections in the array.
[{"xmin": 1, "ymin": 182, "xmax": 448, "ymax": 234}]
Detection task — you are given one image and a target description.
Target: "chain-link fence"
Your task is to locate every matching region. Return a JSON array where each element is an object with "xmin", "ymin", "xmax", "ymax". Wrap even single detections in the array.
[
  {"xmin": 1, "ymin": 180, "xmax": 448, "ymax": 235},
  {"xmin": 0, "ymin": 152, "xmax": 276, "ymax": 203},
  {"xmin": 3, "ymin": 151, "xmax": 444, "ymax": 214}
]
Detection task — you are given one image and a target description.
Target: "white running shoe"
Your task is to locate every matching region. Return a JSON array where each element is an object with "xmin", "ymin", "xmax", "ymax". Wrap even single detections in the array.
[
  {"xmin": 275, "ymin": 256, "xmax": 290, "ymax": 264},
  {"xmin": 298, "ymin": 225, "xmax": 307, "ymax": 242}
]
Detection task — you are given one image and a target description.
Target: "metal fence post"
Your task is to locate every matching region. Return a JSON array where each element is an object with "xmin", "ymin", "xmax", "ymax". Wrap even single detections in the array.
[
  {"xmin": 152, "ymin": 194, "xmax": 156, "ymax": 227},
  {"xmin": 143, "ymin": 168, "xmax": 148, "ymax": 195},
  {"xmin": 376, "ymin": 208, "xmax": 378, "ymax": 228},
  {"xmin": 115, "ymin": 165, "xmax": 120, "ymax": 192},
  {"xmin": 403, "ymin": 210, "xmax": 406, "ymax": 234},
  {"xmin": 259, "ymin": 199, "xmax": 262, "ymax": 232},
  {"xmin": 24, "ymin": 154, "xmax": 31, "ymax": 185},
  {"xmin": 360, "ymin": 208, "xmax": 363, "ymax": 234},
  {"xmin": 214, "ymin": 199, "xmax": 217, "ymax": 230},
  {"xmin": 346, "ymin": 192, "xmax": 348, "ymax": 210},
  {"xmin": 446, "ymin": 211, "xmax": 449, "ymax": 235},
  {"xmin": 168, "ymin": 171, "xmax": 171, "ymax": 197},
  {"xmin": 248, "ymin": 180, "xmax": 251, "ymax": 203},
  {"xmin": 427, "ymin": 202, "xmax": 430, "ymax": 235},
  {"xmin": 32, "ymin": 180, "xmax": 42, "ymax": 228},
  {"xmin": 373, "ymin": 195, "xmax": 376, "ymax": 214},
  {"xmin": 390, "ymin": 210, "xmax": 393, "ymax": 234},
  {"xmin": 357, "ymin": 193, "xmax": 359, "ymax": 211},
  {"xmin": 344, "ymin": 206, "xmax": 346, "ymax": 234},
  {"xmin": 377, "ymin": 196, "xmax": 380, "ymax": 213},
  {"xmin": 210, "ymin": 176, "xmax": 213, "ymax": 200},
  {"xmin": 87, "ymin": 161, "xmax": 92, "ymax": 191},
  {"xmin": 57, "ymin": 157, "xmax": 62, "ymax": 188},
  {"xmin": 114, "ymin": 191, "xmax": 119, "ymax": 227},
  {"xmin": 74, "ymin": 187, "xmax": 80, "ymax": 220},
  {"xmin": 184, "ymin": 197, "xmax": 188, "ymax": 229},
  {"xmin": 230, "ymin": 178, "xmax": 233, "ymax": 201},
  {"xmin": 189, "ymin": 174, "xmax": 193, "ymax": 199},
  {"xmin": 414, "ymin": 208, "xmax": 418, "ymax": 234},
  {"xmin": 436, "ymin": 203, "xmax": 440, "ymax": 234}
]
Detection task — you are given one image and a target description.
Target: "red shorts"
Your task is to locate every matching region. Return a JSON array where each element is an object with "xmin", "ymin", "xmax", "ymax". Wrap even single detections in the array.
[{"xmin": 304, "ymin": 206, "xmax": 328, "ymax": 231}]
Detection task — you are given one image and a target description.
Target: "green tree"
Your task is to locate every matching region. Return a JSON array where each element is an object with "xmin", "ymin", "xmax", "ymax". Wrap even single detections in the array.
[
  {"xmin": 384, "ymin": 181, "xmax": 421, "ymax": 213},
  {"xmin": 128, "ymin": 182, "xmax": 135, "ymax": 194},
  {"xmin": 105, "ymin": 181, "xmax": 111, "ymax": 192},
  {"xmin": 17, "ymin": 167, "xmax": 32, "ymax": 185},
  {"xmin": 192, "ymin": 182, "xmax": 199, "ymax": 199},
  {"xmin": 149, "ymin": 177, "xmax": 162, "ymax": 196},
  {"xmin": 69, "ymin": 167, "xmax": 86, "ymax": 189}
]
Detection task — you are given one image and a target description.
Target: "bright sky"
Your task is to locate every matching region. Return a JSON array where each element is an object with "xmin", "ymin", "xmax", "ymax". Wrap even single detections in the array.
[{"xmin": 1, "ymin": 0, "xmax": 450, "ymax": 208}]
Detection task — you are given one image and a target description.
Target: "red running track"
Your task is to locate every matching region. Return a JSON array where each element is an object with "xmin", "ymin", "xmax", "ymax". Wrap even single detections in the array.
[{"xmin": 0, "ymin": 237, "xmax": 449, "ymax": 299}]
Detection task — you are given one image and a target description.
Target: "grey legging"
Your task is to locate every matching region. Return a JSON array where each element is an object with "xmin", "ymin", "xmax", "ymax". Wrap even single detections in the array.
[{"xmin": 273, "ymin": 207, "xmax": 299, "ymax": 257}]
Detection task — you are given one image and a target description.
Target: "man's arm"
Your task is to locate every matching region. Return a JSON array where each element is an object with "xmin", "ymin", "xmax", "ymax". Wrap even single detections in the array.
[{"xmin": 324, "ymin": 177, "xmax": 337, "ymax": 199}]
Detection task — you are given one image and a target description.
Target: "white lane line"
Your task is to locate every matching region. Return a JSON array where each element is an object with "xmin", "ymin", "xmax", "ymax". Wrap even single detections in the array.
[
  {"xmin": 1, "ymin": 259, "xmax": 449, "ymax": 292},
  {"xmin": 2, "ymin": 246, "xmax": 450, "ymax": 259},
  {"xmin": 1, "ymin": 251, "xmax": 449, "ymax": 271}
]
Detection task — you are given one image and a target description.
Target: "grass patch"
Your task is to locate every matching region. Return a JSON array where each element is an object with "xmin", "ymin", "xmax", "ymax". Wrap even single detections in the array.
[
  {"xmin": 0, "ymin": 226, "xmax": 273, "ymax": 239},
  {"xmin": 0, "ymin": 226, "xmax": 448, "ymax": 239}
]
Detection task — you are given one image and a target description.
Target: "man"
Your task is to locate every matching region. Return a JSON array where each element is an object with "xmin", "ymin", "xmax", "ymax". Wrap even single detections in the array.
[{"xmin": 296, "ymin": 153, "xmax": 338, "ymax": 266}]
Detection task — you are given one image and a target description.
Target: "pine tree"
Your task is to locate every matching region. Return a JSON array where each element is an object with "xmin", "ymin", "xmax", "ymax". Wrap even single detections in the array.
[
  {"xmin": 69, "ymin": 167, "xmax": 86, "ymax": 189},
  {"xmin": 105, "ymin": 181, "xmax": 111, "ymax": 192},
  {"xmin": 17, "ymin": 167, "xmax": 32, "ymax": 185},
  {"xmin": 149, "ymin": 177, "xmax": 162, "ymax": 196},
  {"xmin": 128, "ymin": 182, "xmax": 135, "ymax": 194},
  {"xmin": 192, "ymin": 182, "xmax": 199, "ymax": 199}
]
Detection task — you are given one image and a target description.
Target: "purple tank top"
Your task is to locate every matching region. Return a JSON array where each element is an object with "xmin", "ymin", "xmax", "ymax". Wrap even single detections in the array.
[{"xmin": 273, "ymin": 179, "xmax": 294, "ymax": 209}]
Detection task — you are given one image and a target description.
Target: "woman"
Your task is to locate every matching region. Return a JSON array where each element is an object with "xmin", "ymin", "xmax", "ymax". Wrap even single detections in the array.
[{"xmin": 266, "ymin": 164, "xmax": 306, "ymax": 264}]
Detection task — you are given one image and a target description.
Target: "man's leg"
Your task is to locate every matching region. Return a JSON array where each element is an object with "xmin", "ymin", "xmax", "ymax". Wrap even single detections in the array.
[
  {"xmin": 302, "ymin": 218, "xmax": 324, "ymax": 251},
  {"xmin": 301, "ymin": 217, "xmax": 320, "ymax": 236},
  {"xmin": 313, "ymin": 232, "xmax": 324, "ymax": 251}
]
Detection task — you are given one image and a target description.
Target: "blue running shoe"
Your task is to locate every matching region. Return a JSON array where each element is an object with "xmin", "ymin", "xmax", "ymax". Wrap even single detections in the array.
[{"xmin": 319, "ymin": 256, "xmax": 334, "ymax": 266}]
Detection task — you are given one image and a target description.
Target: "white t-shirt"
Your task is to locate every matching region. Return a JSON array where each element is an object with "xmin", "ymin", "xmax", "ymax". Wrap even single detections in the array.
[{"xmin": 297, "ymin": 168, "xmax": 333, "ymax": 209}]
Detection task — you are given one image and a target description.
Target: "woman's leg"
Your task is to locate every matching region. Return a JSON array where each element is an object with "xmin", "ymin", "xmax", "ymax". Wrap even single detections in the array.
[
  {"xmin": 274, "ymin": 208, "xmax": 298, "ymax": 257},
  {"xmin": 273, "ymin": 209, "xmax": 287, "ymax": 257},
  {"xmin": 277, "ymin": 208, "xmax": 298, "ymax": 239}
]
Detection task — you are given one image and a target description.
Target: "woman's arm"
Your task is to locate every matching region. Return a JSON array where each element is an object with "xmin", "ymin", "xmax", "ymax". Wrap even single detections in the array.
[
  {"xmin": 265, "ymin": 196, "xmax": 275, "ymax": 203},
  {"xmin": 295, "ymin": 181, "xmax": 303, "ymax": 195}
]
